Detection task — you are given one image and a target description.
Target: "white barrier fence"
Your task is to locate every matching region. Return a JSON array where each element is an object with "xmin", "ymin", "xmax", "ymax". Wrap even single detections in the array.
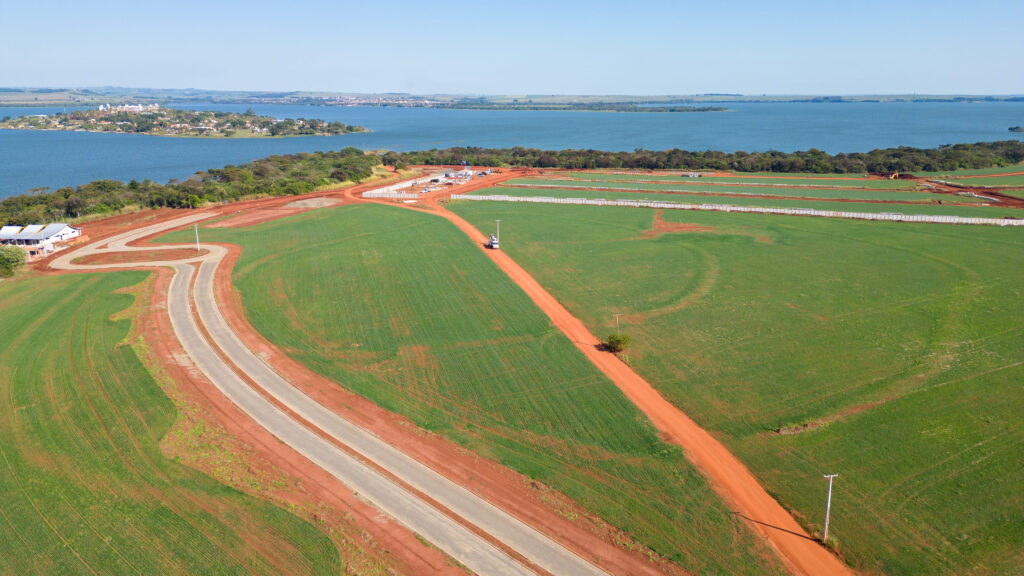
[{"xmin": 453, "ymin": 194, "xmax": 1024, "ymax": 227}]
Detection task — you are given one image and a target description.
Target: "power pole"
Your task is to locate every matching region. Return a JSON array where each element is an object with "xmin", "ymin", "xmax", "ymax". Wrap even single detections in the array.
[
  {"xmin": 614, "ymin": 313, "xmax": 622, "ymax": 337},
  {"xmin": 823, "ymin": 473, "xmax": 839, "ymax": 542},
  {"xmin": 194, "ymin": 224, "xmax": 201, "ymax": 253},
  {"xmin": 495, "ymin": 219, "xmax": 501, "ymax": 243}
]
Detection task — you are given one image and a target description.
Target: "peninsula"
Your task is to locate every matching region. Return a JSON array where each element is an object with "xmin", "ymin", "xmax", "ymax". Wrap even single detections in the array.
[{"xmin": 0, "ymin": 104, "xmax": 367, "ymax": 138}]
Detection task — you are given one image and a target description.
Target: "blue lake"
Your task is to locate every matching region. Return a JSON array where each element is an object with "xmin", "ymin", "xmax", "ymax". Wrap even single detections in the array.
[{"xmin": 2, "ymin": 102, "xmax": 1022, "ymax": 198}]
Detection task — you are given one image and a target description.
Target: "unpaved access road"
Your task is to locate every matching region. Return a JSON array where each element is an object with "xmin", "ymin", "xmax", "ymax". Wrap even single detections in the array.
[
  {"xmin": 389, "ymin": 193, "xmax": 855, "ymax": 576},
  {"xmin": 51, "ymin": 214, "xmax": 607, "ymax": 576}
]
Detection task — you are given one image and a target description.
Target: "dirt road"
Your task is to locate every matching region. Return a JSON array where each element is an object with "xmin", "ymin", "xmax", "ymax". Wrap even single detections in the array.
[{"xmin": 384, "ymin": 191, "xmax": 855, "ymax": 576}]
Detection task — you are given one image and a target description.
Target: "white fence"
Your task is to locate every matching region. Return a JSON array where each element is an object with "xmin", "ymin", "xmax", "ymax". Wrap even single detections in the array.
[{"xmin": 453, "ymin": 194, "xmax": 1024, "ymax": 227}]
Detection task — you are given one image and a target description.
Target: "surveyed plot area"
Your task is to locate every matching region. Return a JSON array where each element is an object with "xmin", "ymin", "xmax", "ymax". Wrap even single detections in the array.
[
  {"xmin": 475, "ymin": 185, "xmax": 1023, "ymax": 218},
  {"xmin": 510, "ymin": 178, "xmax": 943, "ymax": 202},
  {"xmin": 559, "ymin": 171, "xmax": 920, "ymax": 188},
  {"xmin": 159, "ymin": 203, "xmax": 787, "ymax": 575},
  {"xmin": 451, "ymin": 201, "xmax": 1024, "ymax": 576},
  {"xmin": 0, "ymin": 272, "xmax": 343, "ymax": 576}
]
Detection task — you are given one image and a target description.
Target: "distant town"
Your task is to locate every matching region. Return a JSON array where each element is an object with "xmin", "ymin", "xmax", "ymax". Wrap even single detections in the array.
[{"xmin": 0, "ymin": 104, "xmax": 367, "ymax": 138}]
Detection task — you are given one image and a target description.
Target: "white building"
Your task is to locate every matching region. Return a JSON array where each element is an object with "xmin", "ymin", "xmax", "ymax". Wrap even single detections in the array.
[{"xmin": 1, "ymin": 223, "xmax": 82, "ymax": 259}]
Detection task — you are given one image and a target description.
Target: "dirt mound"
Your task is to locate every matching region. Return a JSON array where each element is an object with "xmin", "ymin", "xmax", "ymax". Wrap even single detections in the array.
[
  {"xmin": 285, "ymin": 197, "xmax": 341, "ymax": 209},
  {"xmin": 73, "ymin": 248, "xmax": 208, "ymax": 265}
]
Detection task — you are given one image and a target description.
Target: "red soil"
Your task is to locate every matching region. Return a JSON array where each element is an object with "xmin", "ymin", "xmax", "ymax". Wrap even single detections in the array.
[
  {"xmin": 391, "ymin": 191, "xmax": 855, "ymax": 576},
  {"xmin": 135, "ymin": 267, "xmax": 456, "ymax": 575},
  {"xmin": 639, "ymin": 210, "xmax": 715, "ymax": 238},
  {"xmin": 57, "ymin": 171, "xmax": 687, "ymax": 575},
  {"xmin": 208, "ymin": 233, "xmax": 687, "ymax": 575},
  {"xmin": 74, "ymin": 248, "xmax": 208, "ymax": 265}
]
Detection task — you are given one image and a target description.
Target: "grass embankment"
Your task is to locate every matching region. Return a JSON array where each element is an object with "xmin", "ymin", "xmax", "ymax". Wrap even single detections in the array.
[
  {"xmin": 560, "ymin": 171, "xmax": 920, "ymax": 189},
  {"xmin": 451, "ymin": 202, "xmax": 1024, "ymax": 576},
  {"xmin": 509, "ymin": 178, "xmax": 949, "ymax": 202},
  {"xmin": 0, "ymin": 273, "xmax": 342, "ymax": 575},
  {"xmin": 159, "ymin": 204, "xmax": 787, "ymax": 575},
  {"xmin": 472, "ymin": 186, "xmax": 1021, "ymax": 217}
]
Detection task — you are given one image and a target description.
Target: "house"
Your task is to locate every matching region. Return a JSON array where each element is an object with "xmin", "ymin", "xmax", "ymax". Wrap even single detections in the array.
[{"xmin": 3, "ymin": 223, "xmax": 82, "ymax": 259}]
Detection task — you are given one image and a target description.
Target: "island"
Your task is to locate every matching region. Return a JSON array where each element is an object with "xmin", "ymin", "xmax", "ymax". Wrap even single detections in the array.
[{"xmin": 0, "ymin": 104, "xmax": 367, "ymax": 138}]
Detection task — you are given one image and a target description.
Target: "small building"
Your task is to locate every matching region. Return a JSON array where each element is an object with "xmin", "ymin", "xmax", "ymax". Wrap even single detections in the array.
[
  {"xmin": 3, "ymin": 223, "xmax": 82, "ymax": 259},
  {"xmin": 488, "ymin": 234, "xmax": 500, "ymax": 249}
]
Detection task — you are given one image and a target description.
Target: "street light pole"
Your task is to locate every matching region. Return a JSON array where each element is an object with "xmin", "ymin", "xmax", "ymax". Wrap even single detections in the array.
[
  {"xmin": 195, "ymin": 224, "xmax": 201, "ymax": 253},
  {"xmin": 823, "ymin": 473, "xmax": 839, "ymax": 542},
  {"xmin": 495, "ymin": 219, "xmax": 501, "ymax": 243}
]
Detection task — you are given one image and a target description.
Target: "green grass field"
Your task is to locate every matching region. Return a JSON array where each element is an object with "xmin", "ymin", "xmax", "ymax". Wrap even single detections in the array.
[
  {"xmin": 473, "ymin": 186, "xmax": 1022, "ymax": 217},
  {"xmin": 946, "ymin": 175, "xmax": 1024, "ymax": 188},
  {"xmin": 914, "ymin": 164, "xmax": 1024, "ymax": 177},
  {"xmin": 451, "ymin": 201, "xmax": 1024, "ymax": 576},
  {"xmin": 0, "ymin": 272, "xmax": 343, "ymax": 575},
  {"xmin": 510, "ymin": 178, "xmax": 947, "ymax": 202},
  {"xmin": 159, "ymin": 204, "xmax": 786, "ymax": 575},
  {"xmin": 560, "ymin": 171, "xmax": 919, "ymax": 189}
]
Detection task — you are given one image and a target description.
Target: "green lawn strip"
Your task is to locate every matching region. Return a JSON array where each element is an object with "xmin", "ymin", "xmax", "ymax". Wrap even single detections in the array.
[
  {"xmin": 0, "ymin": 273, "xmax": 340, "ymax": 576},
  {"xmin": 473, "ymin": 186, "xmax": 1020, "ymax": 217},
  {"xmin": 450, "ymin": 201, "xmax": 1024, "ymax": 576},
  {"xmin": 915, "ymin": 164, "xmax": 1024, "ymax": 177},
  {"xmin": 510, "ymin": 178, "xmax": 940, "ymax": 202},
  {"xmin": 559, "ymin": 172, "xmax": 918, "ymax": 189},
  {"xmin": 946, "ymin": 175, "xmax": 1024, "ymax": 187},
  {"xmin": 158, "ymin": 204, "xmax": 787, "ymax": 575}
]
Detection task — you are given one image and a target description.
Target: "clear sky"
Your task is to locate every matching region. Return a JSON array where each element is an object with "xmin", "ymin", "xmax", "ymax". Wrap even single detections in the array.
[{"xmin": 2, "ymin": 0, "xmax": 1022, "ymax": 95}]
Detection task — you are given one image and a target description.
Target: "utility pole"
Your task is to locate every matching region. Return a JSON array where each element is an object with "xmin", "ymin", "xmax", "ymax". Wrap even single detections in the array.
[
  {"xmin": 194, "ymin": 224, "xmax": 201, "ymax": 253},
  {"xmin": 823, "ymin": 473, "xmax": 839, "ymax": 542},
  {"xmin": 495, "ymin": 219, "xmax": 501, "ymax": 243},
  {"xmin": 614, "ymin": 313, "xmax": 622, "ymax": 337}
]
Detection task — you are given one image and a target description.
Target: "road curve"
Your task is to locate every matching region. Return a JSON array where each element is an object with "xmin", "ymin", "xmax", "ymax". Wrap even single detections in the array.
[{"xmin": 52, "ymin": 213, "xmax": 608, "ymax": 576}]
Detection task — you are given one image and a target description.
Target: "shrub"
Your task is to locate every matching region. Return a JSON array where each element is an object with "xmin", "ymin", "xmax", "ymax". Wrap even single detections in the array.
[
  {"xmin": 604, "ymin": 333, "xmax": 632, "ymax": 353},
  {"xmin": 0, "ymin": 245, "xmax": 26, "ymax": 278}
]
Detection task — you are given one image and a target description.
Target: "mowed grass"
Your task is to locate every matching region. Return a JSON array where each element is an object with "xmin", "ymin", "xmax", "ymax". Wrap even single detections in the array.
[
  {"xmin": 477, "ymin": 185, "xmax": 1021, "ymax": 217},
  {"xmin": 947, "ymin": 174, "xmax": 1024, "ymax": 187},
  {"xmin": 451, "ymin": 201, "xmax": 1024, "ymax": 576},
  {"xmin": 160, "ymin": 204, "xmax": 787, "ymax": 575},
  {"xmin": 560, "ymin": 171, "xmax": 919, "ymax": 189},
  {"xmin": 915, "ymin": 164, "xmax": 1024, "ymax": 177},
  {"xmin": 510, "ymin": 178, "xmax": 947, "ymax": 202},
  {"xmin": 0, "ymin": 273, "xmax": 340, "ymax": 575}
]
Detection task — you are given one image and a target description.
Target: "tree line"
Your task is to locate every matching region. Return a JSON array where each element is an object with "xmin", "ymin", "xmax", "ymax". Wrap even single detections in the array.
[
  {"xmin": 0, "ymin": 148, "xmax": 380, "ymax": 224},
  {"xmin": 3, "ymin": 141, "xmax": 1023, "ymax": 225},
  {"xmin": 384, "ymin": 141, "xmax": 1024, "ymax": 174}
]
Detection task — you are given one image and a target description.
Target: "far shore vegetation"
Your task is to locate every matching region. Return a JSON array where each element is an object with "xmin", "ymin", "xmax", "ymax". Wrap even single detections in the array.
[
  {"xmin": 1, "ymin": 141, "xmax": 1022, "ymax": 225},
  {"xmin": 0, "ymin": 105, "xmax": 366, "ymax": 138}
]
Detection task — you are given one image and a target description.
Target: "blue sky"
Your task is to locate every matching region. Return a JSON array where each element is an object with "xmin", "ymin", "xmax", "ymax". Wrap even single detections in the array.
[{"xmin": 2, "ymin": 0, "xmax": 1022, "ymax": 94}]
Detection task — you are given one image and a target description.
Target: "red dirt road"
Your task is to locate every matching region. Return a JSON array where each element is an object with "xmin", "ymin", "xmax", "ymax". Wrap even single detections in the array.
[{"xmin": 403, "ymin": 194, "xmax": 854, "ymax": 576}]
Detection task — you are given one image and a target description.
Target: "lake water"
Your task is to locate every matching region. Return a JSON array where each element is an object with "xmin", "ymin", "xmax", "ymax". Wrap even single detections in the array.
[{"xmin": 2, "ymin": 102, "xmax": 1022, "ymax": 198}]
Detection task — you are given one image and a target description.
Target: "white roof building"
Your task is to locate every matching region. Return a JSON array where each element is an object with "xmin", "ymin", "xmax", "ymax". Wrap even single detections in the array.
[{"xmin": 2, "ymin": 223, "xmax": 81, "ymax": 248}]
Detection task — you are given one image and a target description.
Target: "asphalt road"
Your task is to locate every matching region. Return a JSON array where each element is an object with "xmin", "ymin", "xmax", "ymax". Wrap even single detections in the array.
[{"xmin": 53, "ymin": 213, "xmax": 608, "ymax": 576}]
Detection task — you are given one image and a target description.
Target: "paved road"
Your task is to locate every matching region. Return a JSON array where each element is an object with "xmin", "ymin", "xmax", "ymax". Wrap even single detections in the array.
[{"xmin": 53, "ymin": 213, "xmax": 607, "ymax": 576}]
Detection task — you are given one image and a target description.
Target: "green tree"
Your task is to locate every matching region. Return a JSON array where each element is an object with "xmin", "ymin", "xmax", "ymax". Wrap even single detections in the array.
[
  {"xmin": 0, "ymin": 245, "xmax": 26, "ymax": 278},
  {"xmin": 603, "ymin": 333, "xmax": 632, "ymax": 353}
]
